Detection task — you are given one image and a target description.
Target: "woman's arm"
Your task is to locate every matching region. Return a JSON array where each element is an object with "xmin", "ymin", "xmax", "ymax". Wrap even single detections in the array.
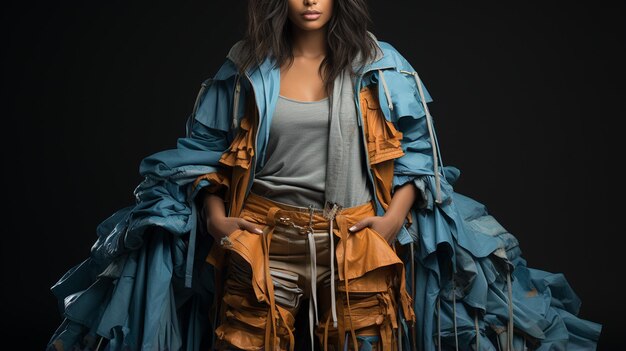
[
  {"xmin": 203, "ymin": 192, "xmax": 264, "ymax": 239},
  {"xmin": 348, "ymin": 181, "xmax": 417, "ymax": 244},
  {"xmin": 384, "ymin": 181, "xmax": 418, "ymax": 224}
]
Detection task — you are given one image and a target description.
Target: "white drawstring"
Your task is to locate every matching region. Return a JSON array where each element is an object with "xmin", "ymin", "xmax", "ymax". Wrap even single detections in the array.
[
  {"xmin": 437, "ymin": 295, "xmax": 442, "ymax": 351},
  {"xmin": 452, "ymin": 279, "xmax": 459, "ymax": 351},
  {"xmin": 410, "ymin": 241, "xmax": 418, "ymax": 351},
  {"xmin": 232, "ymin": 76, "xmax": 241, "ymax": 129},
  {"xmin": 187, "ymin": 79, "xmax": 211, "ymax": 138},
  {"xmin": 377, "ymin": 69, "xmax": 394, "ymax": 111},
  {"xmin": 411, "ymin": 71, "xmax": 443, "ymax": 204},
  {"xmin": 307, "ymin": 232, "xmax": 318, "ymax": 348},
  {"xmin": 475, "ymin": 310, "xmax": 480, "ymax": 350},
  {"xmin": 184, "ymin": 199, "xmax": 198, "ymax": 288},
  {"xmin": 306, "ymin": 205, "xmax": 319, "ymax": 350},
  {"xmin": 94, "ymin": 336, "xmax": 104, "ymax": 351},
  {"xmin": 506, "ymin": 267, "xmax": 514, "ymax": 351},
  {"xmin": 329, "ymin": 215, "xmax": 338, "ymax": 328},
  {"xmin": 323, "ymin": 202, "xmax": 342, "ymax": 329}
]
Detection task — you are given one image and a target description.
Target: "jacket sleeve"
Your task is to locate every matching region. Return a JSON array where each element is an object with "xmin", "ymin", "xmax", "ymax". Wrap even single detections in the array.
[
  {"xmin": 49, "ymin": 73, "xmax": 237, "ymax": 351},
  {"xmin": 183, "ymin": 78, "xmax": 235, "ymax": 205},
  {"xmin": 380, "ymin": 49, "xmax": 448, "ymax": 211},
  {"xmin": 121, "ymin": 75, "xmax": 235, "ymax": 251}
]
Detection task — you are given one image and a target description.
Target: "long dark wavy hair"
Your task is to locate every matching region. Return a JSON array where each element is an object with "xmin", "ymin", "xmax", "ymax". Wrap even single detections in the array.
[{"xmin": 237, "ymin": 0, "xmax": 379, "ymax": 97}]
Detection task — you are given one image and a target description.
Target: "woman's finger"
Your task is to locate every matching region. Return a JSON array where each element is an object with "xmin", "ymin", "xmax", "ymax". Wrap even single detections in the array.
[
  {"xmin": 237, "ymin": 218, "xmax": 264, "ymax": 234},
  {"xmin": 348, "ymin": 216, "xmax": 374, "ymax": 232}
]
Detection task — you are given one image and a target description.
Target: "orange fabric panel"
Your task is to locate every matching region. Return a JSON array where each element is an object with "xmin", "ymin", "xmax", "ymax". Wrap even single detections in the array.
[
  {"xmin": 205, "ymin": 83, "xmax": 417, "ymax": 351},
  {"xmin": 359, "ymin": 84, "xmax": 413, "ymax": 227},
  {"xmin": 218, "ymin": 93, "xmax": 258, "ymax": 219}
]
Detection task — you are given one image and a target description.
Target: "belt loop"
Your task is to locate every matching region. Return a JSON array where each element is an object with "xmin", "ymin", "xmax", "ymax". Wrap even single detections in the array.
[{"xmin": 266, "ymin": 206, "xmax": 281, "ymax": 226}]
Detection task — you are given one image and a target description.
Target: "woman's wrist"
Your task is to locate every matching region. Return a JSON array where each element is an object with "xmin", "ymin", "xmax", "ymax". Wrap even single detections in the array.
[
  {"xmin": 382, "ymin": 210, "xmax": 406, "ymax": 228},
  {"xmin": 203, "ymin": 192, "xmax": 227, "ymax": 220}
]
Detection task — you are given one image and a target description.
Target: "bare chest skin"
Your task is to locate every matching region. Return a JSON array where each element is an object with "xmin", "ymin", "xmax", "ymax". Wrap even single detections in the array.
[{"xmin": 279, "ymin": 56, "xmax": 328, "ymax": 102}]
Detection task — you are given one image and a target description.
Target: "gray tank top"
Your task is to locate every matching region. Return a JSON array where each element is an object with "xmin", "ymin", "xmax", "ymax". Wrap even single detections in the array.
[{"xmin": 250, "ymin": 94, "xmax": 330, "ymax": 208}]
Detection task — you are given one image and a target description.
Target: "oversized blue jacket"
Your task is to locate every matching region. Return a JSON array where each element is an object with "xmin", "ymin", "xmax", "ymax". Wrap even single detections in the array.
[{"xmin": 47, "ymin": 33, "xmax": 602, "ymax": 351}]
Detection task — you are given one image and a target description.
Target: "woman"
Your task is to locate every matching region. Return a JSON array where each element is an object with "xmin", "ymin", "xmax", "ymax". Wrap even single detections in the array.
[
  {"xmin": 201, "ymin": 0, "xmax": 419, "ymax": 349},
  {"xmin": 47, "ymin": 0, "xmax": 602, "ymax": 350}
]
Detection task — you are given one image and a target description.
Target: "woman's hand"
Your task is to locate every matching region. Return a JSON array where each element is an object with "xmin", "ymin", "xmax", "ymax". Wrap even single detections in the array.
[
  {"xmin": 347, "ymin": 182, "xmax": 418, "ymax": 244},
  {"xmin": 207, "ymin": 213, "xmax": 264, "ymax": 240},
  {"xmin": 203, "ymin": 192, "xmax": 263, "ymax": 240},
  {"xmin": 348, "ymin": 213, "xmax": 405, "ymax": 244}
]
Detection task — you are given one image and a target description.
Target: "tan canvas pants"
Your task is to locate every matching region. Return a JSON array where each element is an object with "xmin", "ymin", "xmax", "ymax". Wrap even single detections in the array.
[{"xmin": 206, "ymin": 192, "xmax": 415, "ymax": 351}]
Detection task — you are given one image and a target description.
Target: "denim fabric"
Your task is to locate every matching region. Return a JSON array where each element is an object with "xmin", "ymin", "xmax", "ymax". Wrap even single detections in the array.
[{"xmin": 47, "ymin": 31, "xmax": 602, "ymax": 351}]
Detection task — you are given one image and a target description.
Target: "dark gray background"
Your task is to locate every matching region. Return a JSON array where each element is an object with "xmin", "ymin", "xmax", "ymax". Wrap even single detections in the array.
[{"xmin": 2, "ymin": 1, "xmax": 623, "ymax": 349}]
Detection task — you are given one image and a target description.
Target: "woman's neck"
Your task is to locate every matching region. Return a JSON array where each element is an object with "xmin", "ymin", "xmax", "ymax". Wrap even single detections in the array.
[{"xmin": 290, "ymin": 25, "xmax": 327, "ymax": 59}]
